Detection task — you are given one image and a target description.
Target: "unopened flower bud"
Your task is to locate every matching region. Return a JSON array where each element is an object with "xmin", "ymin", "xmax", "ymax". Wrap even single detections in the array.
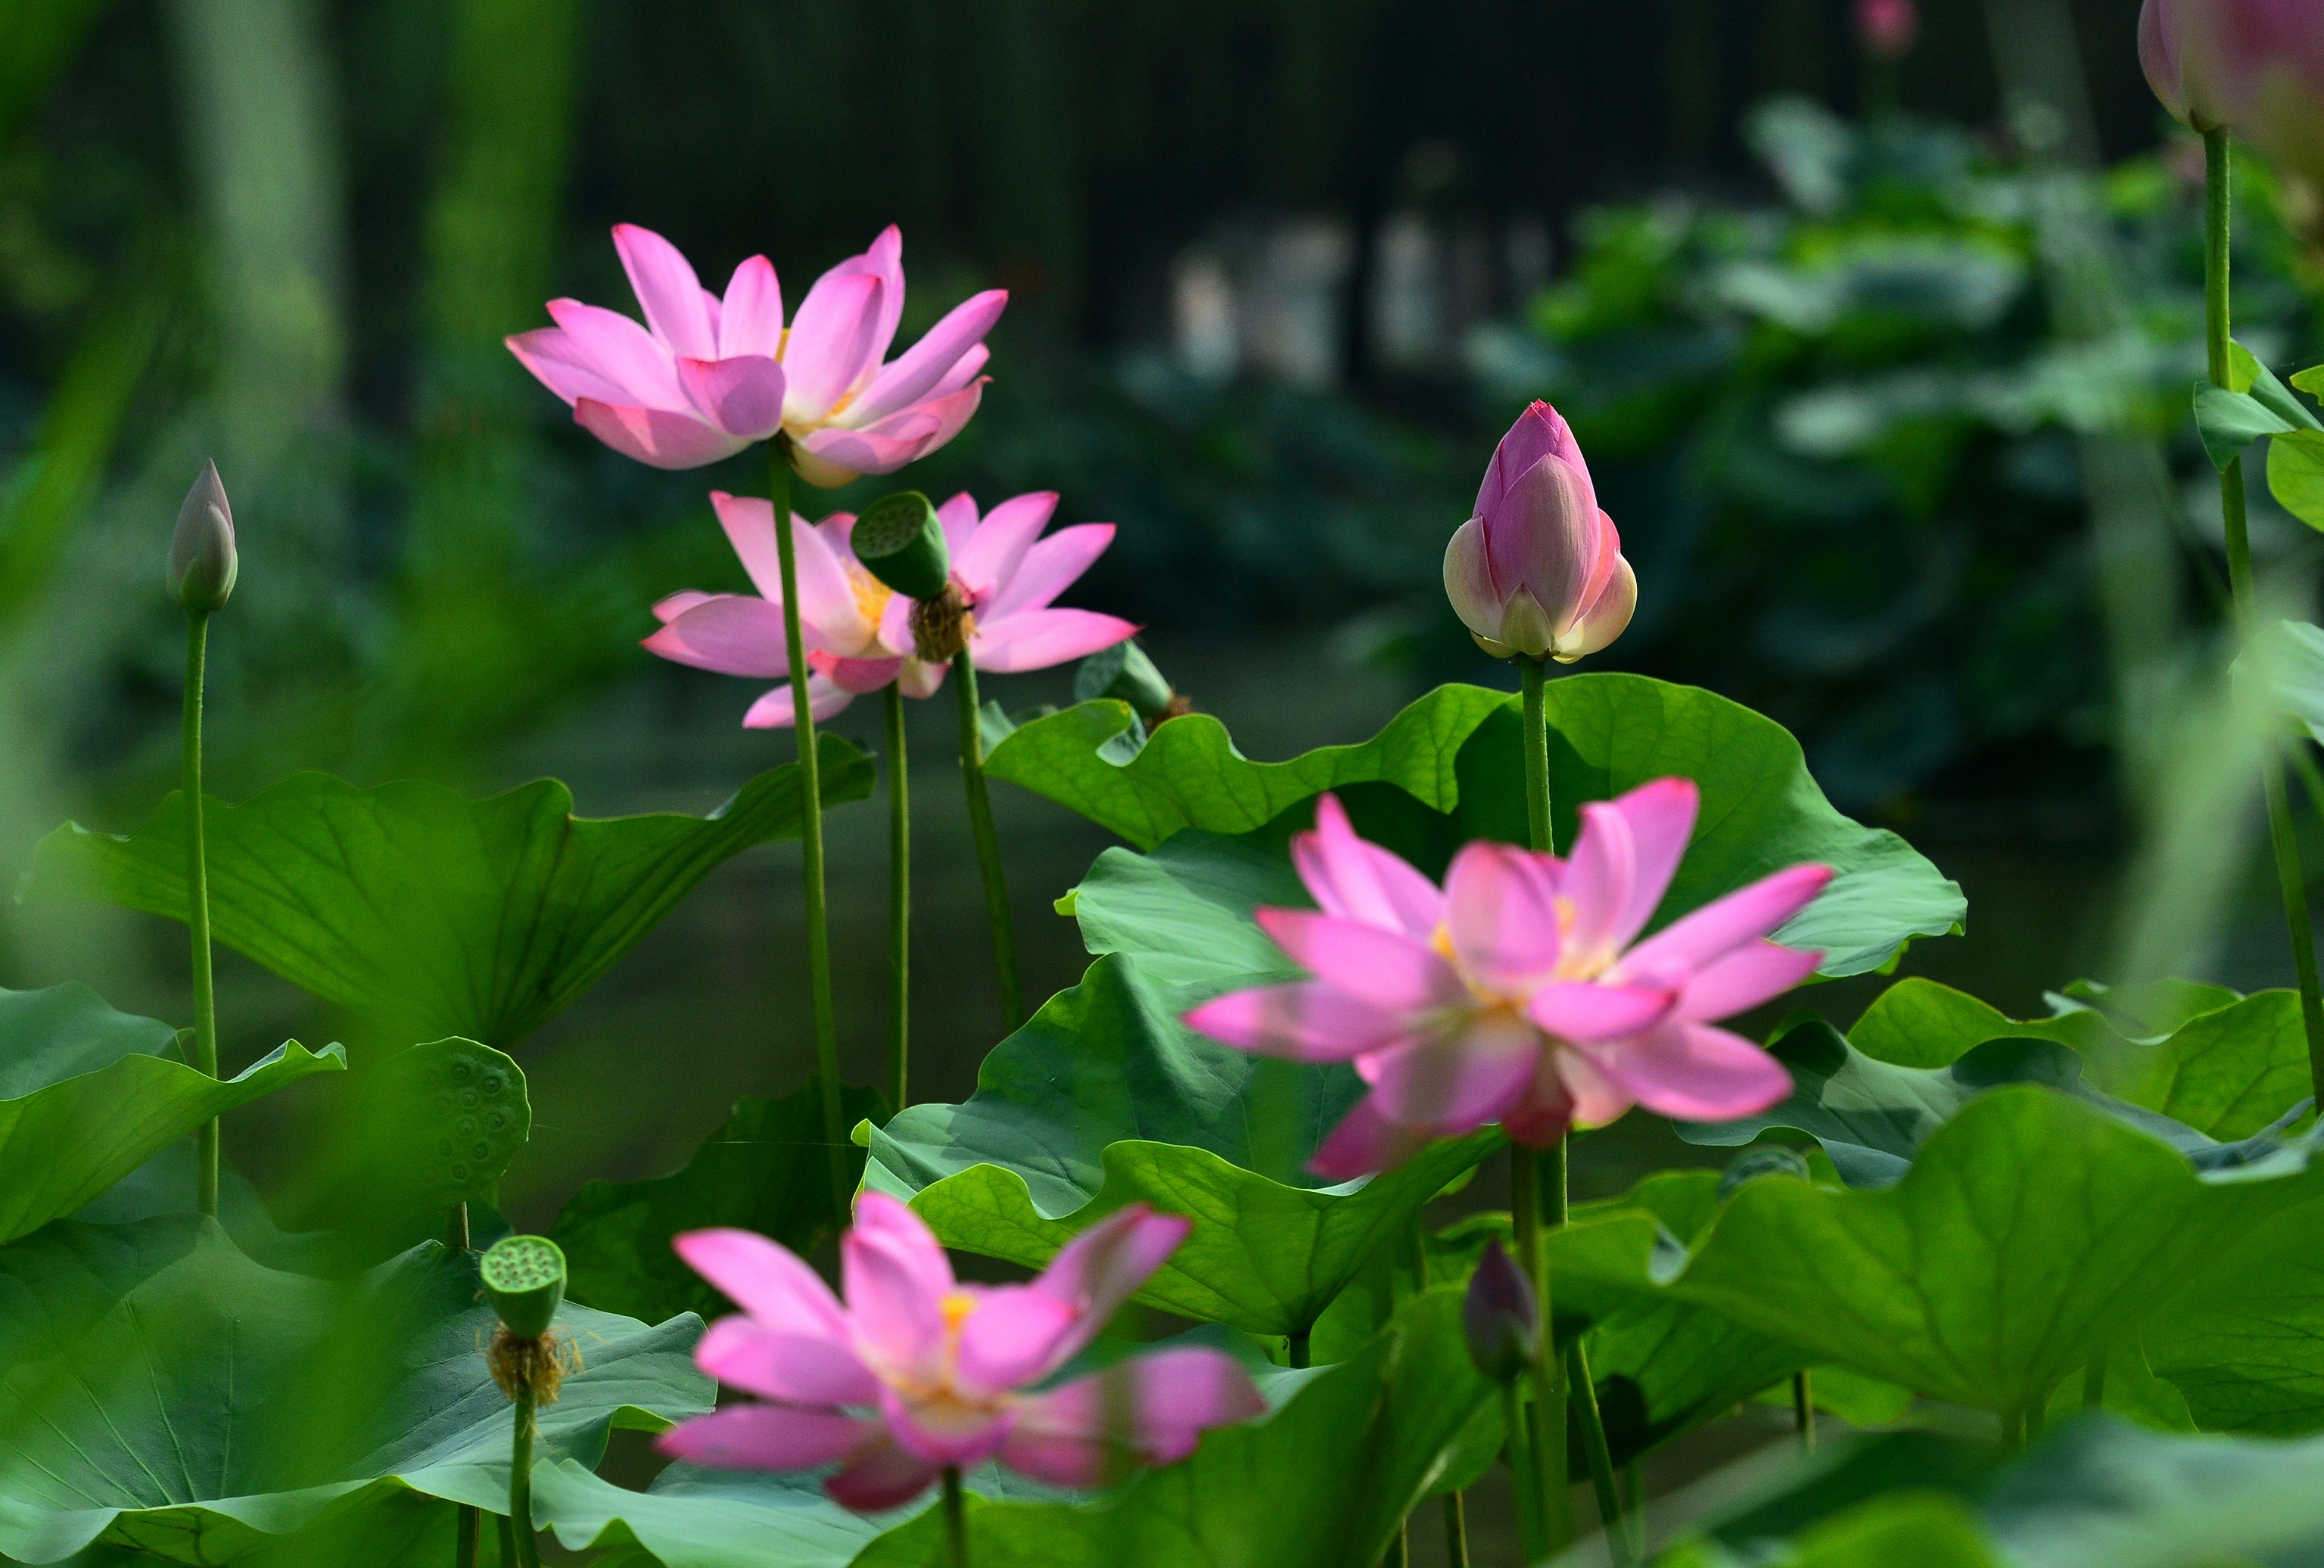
[
  {"xmin": 1462, "ymin": 1240, "xmax": 1539, "ymax": 1384},
  {"xmin": 168, "ymin": 461, "xmax": 238, "ymax": 613},
  {"xmin": 1073, "ymin": 639, "xmax": 1178, "ymax": 722}
]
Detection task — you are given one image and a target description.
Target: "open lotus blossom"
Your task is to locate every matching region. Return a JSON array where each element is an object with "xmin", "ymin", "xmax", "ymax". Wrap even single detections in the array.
[
  {"xmin": 2142, "ymin": 0, "xmax": 2324, "ymax": 180},
  {"xmin": 1443, "ymin": 401, "xmax": 1637, "ymax": 664},
  {"xmin": 506, "ymin": 223, "xmax": 1005, "ymax": 483},
  {"xmin": 1183, "ymin": 782, "xmax": 1831, "ymax": 1178},
  {"xmin": 644, "ymin": 489, "xmax": 1137, "ymax": 726},
  {"xmin": 660, "ymin": 1194, "xmax": 1265, "ymax": 1509}
]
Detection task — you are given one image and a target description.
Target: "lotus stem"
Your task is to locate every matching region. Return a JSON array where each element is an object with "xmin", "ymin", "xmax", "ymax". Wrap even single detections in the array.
[
  {"xmin": 1442, "ymin": 1490, "xmax": 1470, "ymax": 1568},
  {"xmin": 1509, "ymin": 1145, "xmax": 1571, "ymax": 1549},
  {"xmin": 885, "ymin": 683, "xmax": 911, "ymax": 1109},
  {"xmin": 942, "ymin": 1465, "xmax": 970, "ymax": 1568},
  {"xmin": 1571, "ymin": 1339, "xmax": 1629, "ymax": 1565},
  {"xmin": 509, "ymin": 1383, "xmax": 540, "ymax": 1568},
  {"xmin": 1386, "ymin": 1515, "xmax": 1408, "ymax": 1567},
  {"xmin": 2203, "ymin": 126, "xmax": 2324, "ymax": 1100},
  {"xmin": 1793, "ymin": 1369, "xmax": 1816, "ymax": 1450},
  {"xmin": 182, "ymin": 609, "xmax": 219, "ymax": 1218},
  {"xmin": 454, "ymin": 1504, "xmax": 478, "ymax": 1568},
  {"xmin": 953, "ymin": 646, "xmax": 1024, "ymax": 1031},
  {"xmin": 768, "ymin": 441, "xmax": 849, "ymax": 1224},
  {"xmin": 1501, "ymin": 1383, "xmax": 1541, "ymax": 1563}
]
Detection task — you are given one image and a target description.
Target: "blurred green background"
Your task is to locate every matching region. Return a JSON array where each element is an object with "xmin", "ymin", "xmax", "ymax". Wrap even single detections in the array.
[{"xmin": 3, "ymin": 0, "xmax": 2319, "ymax": 1238}]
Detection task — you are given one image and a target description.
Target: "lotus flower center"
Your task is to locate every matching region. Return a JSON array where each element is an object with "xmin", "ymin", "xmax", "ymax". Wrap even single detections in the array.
[
  {"xmin": 940, "ymin": 1291, "xmax": 978, "ymax": 1335},
  {"xmin": 842, "ymin": 558, "xmax": 894, "ymax": 644},
  {"xmin": 1430, "ymin": 923, "xmax": 1532, "ymax": 1016}
]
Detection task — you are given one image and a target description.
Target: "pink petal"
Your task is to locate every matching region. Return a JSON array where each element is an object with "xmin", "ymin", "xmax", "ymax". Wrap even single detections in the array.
[
  {"xmin": 1253, "ymin": 908, "xmax": 1466, "ymax": 1013},
  {"xmin": 953, "ymin": 1286, "xmax": 1078, "ymax": 1397},
  {"xmin": 823, "ymin": 225, "xmax": 907, "ymax": 374},
  {"xmin": 545, "ymin": 299, "xmax": 687, "ymax": 409},
  {"xmin": 1182, "ymin": 981, "xmax": 1412, "ymax": 1061},
  {"xmin": 969, "ymin": 608, "xmax": 1139, "ymax": 674},
  {"xmin": 505, "ymin": 327, "xmax": 637, "ymax": 409},
  {"xmin": 652, "ymin": 590, "xmax": 715, "ymax": 624},
  {"xmin": 848, "ymin": 288, "xmax": 1009, "ymax": 425},
  {"xmin": 743, "ymin": 675, "xmax": 857, "ymax": 728},
  {"xmin": 898, "ymin": 657, "xmax": 948, "ymax": 698},
  {"xmin": 783, "ymin": 272, "xmax": 885, "ymax": 421},
  {"xmin": 695, "ymin": 1316, "xmax": 881, "ymax": 1405},
  {"xmin": 827, "ymin": 377, "xmax": 985, "ymax": 460},
  {"xmin": 1554, "ymin": 1045, "xmax": 1635, "ymax": 1128},
  {"xmin": 1559, "ymin": 799, "xmax": 1636, "ymax": 964},
  {"xmin": 612, "ymin": 223, "xmax": 717, "ymax": 360},
  {"xmin": 644, "ymin": 597, "xmax": 795, "ymax": 678},
  {"xmin": 1476, "ymin": 400, "xmax": 1592, "ymax": 521},
  {"xmin": 574, "ymin": 400, "xmax": 747, "ymax": 470},
  {"xmin": 1673, "ymin": 940, "xmax": 1823, "ymax": 1023},
  {"xmin": 844, "ymin": 1192, "xmax": 954, "ymax": 1383},
  {"xmin": 709, "ymin": 491, "xmax": 788, "ymax": 603},
  {"xmin": 1486, "ymin": 454, "xmax": 1599, "ymax": 624},
  {"xmin": 953, "ymin": 492, "xmax": 1060, "ymax": 601},
  {"xmin": 879, "ymin": 1384, "xmax": 1013, "ymax": 1467},
  {"xmin": 936, "ymin": 492, "xmax": 979, "ymax": 555},
  {"xmin": 1293, "ymin": 794, "xmax": 1443, "ymax": 940},
  {"xmin": 1442, "ymin": 841, "xmax": 1566, "ymax": 993},
  {"xmin": 1525, "ymin": 981, "xmax": 1678, "ymax": 1044},
  {"xmin": 658, "ymin": 1405, "xmax": 876, "ymax": 1472},
  {"xmin": 1021, "ymin": 1204, "xmax": 1188, "ymax": 1370},
  {"xmin": 979, "ymin": 524, "xmax": 1115, "ymax": 621},
  {"xmin": 1362, "ymin": 1015, "xmax": 1538, "ymax": 1134},
  {"xmin": 678, "ymin": 355, "xmax": 788, "ymax": 440},
  {"xmin": 672, "ymin": 1229, "xmax": 850, "ymax": 1338},
  {"xmin": 1442, "ymin": 517, "xmax": 1505, "ymax": 642},
  {"xmin": 1001, "ymin": 1348, "xmax": 1264, "ymax": 1486},
  {"xmin": 1582, "ymin": 1022, "xmax": 1791, "ymax": 1122},
  {"xmin": 1308, "ymin": 1095, "xmax": 1433, "ymax": 1179},
  {"xmin": 876, "ymin": 589, "xmax": 916, "ymax": 658},
  {"xmin": 824, "ymin": 655, "xmax": 905, "ymax": 694},
  {"xmin": 1602, "ymin": 778, "xmax": 1699, "ymax": 951},
  {"xmin": 1559, "ymin": 511, "xmax": 1625, "ymax": 644},
  {"xmin": 791, "ymin": 419, "xmax": 932, "ymax": 486},
  {"xmin": 931, "ymin": 341, "xmax": 989, "ymax": 399},
  {"xmin": 1555, "ymin": 547, "xmax": 1635, "ymax": 664},
  {"xmin": 719, "ymin": 254, "xmax": 785, "ymax": 359},
  {"xmin": 825, "ymin": 1433, "xmax": 944, "ymax": 1512},
  {"xmin": 1615, "ymin": 864, "xmax": 1835, "ymax": 980}
]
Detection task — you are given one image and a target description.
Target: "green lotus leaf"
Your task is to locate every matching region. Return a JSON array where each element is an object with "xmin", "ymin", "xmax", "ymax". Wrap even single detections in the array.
[
  {"xmin": 2144, "ymin": 1193, "xmax": 2324, "ymax": 1435},
  {"xmin": 1549, "ymin": 1087, "xmax": 2324, "ymax": 1417},
  {"xmin": 1054, "ymin": 677, "xmax": 1963, "ymax": 985},
  {"xmin": 866, "ymin": 952, "xmax": 1495, "ymax": 1338},
  {"xmin": 0, "ymin": 984, "xmax": 342, "ymax": 1246},
  {"xmin": 2271, "ymin": 429, "xmax": 2324, "ymax": 530},
  {"xmin": 553, "ymin": 1076, "xmax": 886, "ymax": 1323},
  {"xmin": 2192, "ymin": 342, "xmax": 2323, "ymax": 471},
  {"xmin": 0, "ymin": 1215, "xmax": 709, "ymax": 1563},
  {"xmin": 534, "ymin": 1460, "xmax": 888, "ymax": 1568},
  {"xmin": 20, "ymin": 740, "xmax": 873, "ymax": 1049}
]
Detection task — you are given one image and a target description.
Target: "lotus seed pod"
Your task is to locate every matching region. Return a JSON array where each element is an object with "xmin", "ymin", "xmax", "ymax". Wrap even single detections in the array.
[
  {"xmin": 1717, "ymin": 1143, "xmax": 1813, "ymax": 1201},
  {"xmin": 168, "ymin": 460, "xmax": 238, "ymax": 612},
  {"xmin": 851, "ymin": 490, "xmax": 953, "ymax": 600},
  {"xmin": 1072, "ymin": 639, "xmax": 1175, "ymax": 721},
  {"xmin": 1461, "ymin": 1239, "xmax": 1539, "ymax": 1384},
  {"xmin": 482, "ymin": 1234, "xmax": 567, "ymax": 1339}
]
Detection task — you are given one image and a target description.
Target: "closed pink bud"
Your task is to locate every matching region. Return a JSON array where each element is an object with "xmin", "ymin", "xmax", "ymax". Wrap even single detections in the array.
[
  {"xmin": 168, "ymin": 460, "xmax": 237, "ymax": 613},
  {"xmin": 1442, "ymin": 401, "xmax": 1636, "ymax": 663},
  {"xmin": 2141, "ymin": 0, "xmax": 2324, "ymax": 170},
  {"xmin": 1856, "ymin": 0, "xmax": 1918, "ymax": 60}
]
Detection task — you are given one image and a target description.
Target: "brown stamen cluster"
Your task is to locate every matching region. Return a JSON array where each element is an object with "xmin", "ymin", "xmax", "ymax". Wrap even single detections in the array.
[
  {"xmin": 910, "ymin": 583, "xmax": 975, "ymax": 664},
  {"xmin": 1155, "ymin": 692, "xmax": 1196, "ymax": 726},
  {"xmin": 487, "ymin": 1325, "xmax": 581, "ymax": 1405}
]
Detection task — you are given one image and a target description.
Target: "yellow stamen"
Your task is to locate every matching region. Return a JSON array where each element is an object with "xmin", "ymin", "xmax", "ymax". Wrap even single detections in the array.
[{"xmin": 940, "ymin": 1291, "xmax": 978, "ymax": 1335}]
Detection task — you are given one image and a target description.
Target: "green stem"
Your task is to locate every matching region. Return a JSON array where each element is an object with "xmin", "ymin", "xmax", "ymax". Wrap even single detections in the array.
[
  {"xmin": 2203, "ymin": 126, "xmax": 2324, "ymax": 1100},
  {"xmin": 1442, "ymin": 1491, "xmax": 1470, "ymax": 1568},
  {"xmin": 1571, "ymin": 1339, "xmax": 1629, "ymax": 1565},
  {"xmin": 1287, "ymin": 1330, "xmax": 1310, "ymax": 1370},
  {"xmin": 1510, "ymin": 1145, "xmax": 1571, "ymax": 1551},
  {"xmin": 509, "ymin": 1387, "xmax": 539, "ymax": 1568},
  {"xmin": 495, "ymin": 1512, "xmax": 515, "ymax": 1566},
  {"xmin": 1501, "ymin": 1384, "xmax": 1541, "ymax": 1564},
  {"xmin": 454, "ymin": 1503, "xmax": 478, "ymax": 1568},
  {"xmin": 885, "ymin": 683, "xmax": 910, "ymax": 1111},
  {"xmin": 1385, "ymin": 1515, "xmax": 1409, "ymax": 1568},
  {"xmin": 1793, "ymin": 1369, "xmax": 1816, "ymax": 1451},
  {"xmin": 942, "ymin": 1466, "xmax": 970, "ymax": 1568},
  {"xmin": 445, "ymin": 1202, "xmax": 469, "ymax": 1253},
  {"xmin": 768, "ymin": 443, "xmax": 849, "ymax": 1224},
  {"xmin": 1518, "ymin": 655, "xmax": 1554, "ymax": 853},
  {"xmin": 953, "ymin": 646, "xmax": 1023, "ymax": 1031},
  {"xmin": 184, "ymin": 610, "xmax": 219, "ymax": 1218}
]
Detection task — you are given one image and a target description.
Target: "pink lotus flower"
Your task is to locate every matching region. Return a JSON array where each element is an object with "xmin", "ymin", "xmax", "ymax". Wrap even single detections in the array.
[
  {"xmin": 643, "ymin": 489, "xmax": 1137, "ymax": 727},
  {"xmin": 660, "ymin": 1194, "xmax": 1264, "ymax": 1509},
  {"xmin": 506, "ymin": 224, "xmax": 1005, "ymax": 483},
  {"xmin": 1856, "ymin": 0, "xmax": 1918, "ymax": 58},
  {"xmin": 1182, "ymin": 782, "xmax": 1831, "ymax": 1178},
  {"xmin": 1442, "ymin": 401, "xmax": 1637, "ymax": 664},
  {"xmin": 2141, "ymin": 0, "xmax": 2324, "ymax": 177}
]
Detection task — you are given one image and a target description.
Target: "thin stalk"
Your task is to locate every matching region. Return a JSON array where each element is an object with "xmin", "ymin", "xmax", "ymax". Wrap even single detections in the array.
[
  {"xmin": 953, "ymin": 646, "xmax": 1023, "ymax": 1031},
  {"xmin": 2204, "ymin": 126, "xmax": 2324, "ymax": 1097},
  {"xmin": 767, "ymin": 443, "xmax": 849, "ymax": 1223},
  {"xmin": 942, "ymin": 1466, "xmax": 970, "ymax": 1568},
  {"xmin": 454, "ymin": 1504, "xmax": 477, "ymax": 1568},
  {"xmin": 509, "ymin": 1387, "xmax": 540, "ymax": 1568},
  {"xmin": 1570, "ymin": 1340, "xmax": 1629, "ymax": 1566},
  {"xmin": 885, "ymin": 684, "xmax": 911, "ymax": 1109},
  {"xmin": 1385, "ymin": 1516, "xmax": 1409, "ymax": 1568},
  {"xmin": 1518, "ymin": 655, "xmax": 1554, "ymax": 854},
  {"xmin": 1442, "ymin": 1491, "xmax": 1470, "ymax": 1568},
  {"xmin": 444, "ymin": 1202, "xmax": 469, "ymax": 1252},
  {"xmin": 1502, "ymin": 1384, "xmax": 1542, "ymax": 1564},
  {"xmin": 1792, "ymin": 1370, "xmax": 1816, "ymax": 1450},
  {"xmin": 1510, "ymin": 1146, "xmax": 1571, "ymax": 1550},
  {"xmin": 495, "ymin": 1513, "xmax": 515, "ymax": 1566},
  {"xmin": 183, "ymin": 610, "xmax": 219, "ymax": 1217}
]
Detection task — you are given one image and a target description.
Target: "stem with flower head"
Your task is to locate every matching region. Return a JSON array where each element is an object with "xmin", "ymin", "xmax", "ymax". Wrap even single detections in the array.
[
  {"xmin": 768, "ymin": 440, "xmax": 850, "ymax": 1224},
  {"xmin": 182, "ymin": 610, "xmax": 219, "ymax": 1218},
  {"xmin": 2203, "ymin": 126, "xmax": 2324, "ymax": 1099},
  {"xmin": 953, "ymin": 646, "xmax": 1025, "ymax": 1031},
  {"xmin": 885, "ymin": 683, "xmax": 912, "ymax": 1109},
  {"xmin": 942, "ymin": 1466, "xmax": 971, "ymax": 1568}
]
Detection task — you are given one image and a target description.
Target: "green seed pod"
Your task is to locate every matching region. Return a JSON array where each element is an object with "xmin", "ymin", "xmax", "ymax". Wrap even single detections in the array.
[
  {"xmin": 1072, "ymin": 640, "xmax": 1174, "ymax": 720},
  {"xmin": 851, "ymin": 490, "xmax": 952, "ymax": 600},
  {"xmin": 481, "ymin": 1235, "xmax": 567, "ymax": 1340}
]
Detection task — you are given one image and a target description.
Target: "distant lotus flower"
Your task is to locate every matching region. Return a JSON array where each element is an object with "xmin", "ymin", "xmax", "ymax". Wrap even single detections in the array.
[
  {"xmin": 1856, "ymin": 0, "xmax": 1918, "ymax": 58},
  {"xmin": 1183, "ymin": 782, "xmax": 1829, "ymax": 1178},
  {"xmin": 506, "ymin": 224, "xmax": 1005, "ymax": 483},
  {"xmin": 1443, "ymin": 401, "xmax": 1636, "ymax": 664},
  {"xmin": 645, "ymin": 490, "xmax": 1137, "ymax": 727},
  {"xmin": 660, "ymin": 1194, "xmax": 1264, "ymax": 1508},
  {"xmin": 2142, "ymin": 0, "xmax": 2324, "ymax": 175}
]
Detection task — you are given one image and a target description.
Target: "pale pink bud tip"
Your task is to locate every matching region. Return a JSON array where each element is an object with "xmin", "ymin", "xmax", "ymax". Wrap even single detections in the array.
[{"xmin": 169, "ymin": 460, "xmax": 238, "ymax": 613}]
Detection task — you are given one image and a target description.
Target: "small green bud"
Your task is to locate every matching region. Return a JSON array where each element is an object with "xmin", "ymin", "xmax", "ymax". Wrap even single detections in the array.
[
  {"xmin": 168, "ymin": 460, "xmax": 238, "ymax": 613},
  {"xmin": 1072, "ymin": 639, "xmax": 1175, "ymax": 720},
  {"xmin": 1462, "ymin": 1240, "xmax": 1539, "ymax": 1384},
  {"xmin": 481, "ymin": 1234, "xmax": 567, "ymax": 1340},
  {"xmin": 852, "ymin": 490, "xmax": 953, "ymax": 600}
]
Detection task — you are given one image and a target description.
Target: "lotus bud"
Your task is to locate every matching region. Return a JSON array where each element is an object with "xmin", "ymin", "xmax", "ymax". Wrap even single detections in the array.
[
  {"xmin": 1073, "ymin": 639, "xmax": 1181, "ymax": 723},
  {"xmin": 168, "ymin": 460, "xmax": 238, "ymax": 613},
  {"xmin": 1855, "ymin": 0, "xmax": 1918, "ymax": 59},
  {"xmin": 852, "ymin": 490, "xmax": 953, "ymax": 601},
  {"xmin": 1443, "ymin": 401, "xmax": 1635, "ymax": 664},
  {"xmin": 2139, "ymin": 0, "xmax": 2324, "ymax": 162},
  {"xmin": 1462, "ymin": 1240, "xmax": 1540, "ymax": 1384}
]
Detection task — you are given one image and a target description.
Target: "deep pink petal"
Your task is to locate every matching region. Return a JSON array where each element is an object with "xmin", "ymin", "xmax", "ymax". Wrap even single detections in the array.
[
  {"xmin": 834, "ymin": 377, "xmax": 985, "ymax": 458},
  {"xmin": 1476, "ymin": 400, "xmax": 1592, "ymax": 521},
  {"xmin": 574, "ymin": 400, "xmax": 746, "ymax": 470},
  {"xmin": 953, "ymin": 1288, "xmax": 1077, "ymax": 1398},
  {"xmin": 1293, "ymin": 794, "xmax": 1443, "ymax": 940},
  {"xmin": 1559, "ymin": 800, "xmax": 1636, "ymax": 965},
  {"xmin": 1363, "ymin": 1016, "xmax": 1538, "ymax": 1135},
  {"xmin": 658, "ymin": 1405, "xmax": 876, "ymax": 1472},
  {"xmin": 1254, "ymin": 908, "xmax": 1465, "ymax": 1013},
  {"xmin": 1583, "ymin": 1022, "xmax": 1791, "ymax": 1122},
  {"xmin": 1308, "ymin": 1094, "xmax": 1433, "ymax": 1179},
  {"xmin": 792, "ymin": 419, "xmax": 932, "ymax": 485},
  {"xmin": 844, "ymin": 1193, "xmax": 954, "ymax": 1383},
  {"xmin": 979, "ymin": 524, "xmax": 1115, "ymax": 621},
  {"xmin": 695, "ymin": 1316, "xmax": 879, "ymax": 1405},
  {"xmin": 545, "ymin": 300, "xmax": 687, "ymax": 409},
  {"xmin": 1673, "ymin": 941, "xmax": 1823, "ymax": 1023},
  {"xmin": 825, "ymin": 1433, "xmax": 944, "ymax": 1512},
  {"xmin": 931, "ymin": 341, "xmax": 990, "ymax": 399},
  {"xmin": 720, "ymin": 254, "xmax": 785, "ymax": 359},
  {"xmin": 1023, "ymin": 1204, "xmax": 1188, "ymax": 1370},
  {"xmin": 1442, "ymin": 842, "xmax": 1566, "ymax": 993},
  {"xmin": 879, "ymin": 1384, "xmax": 1013, "ymax": 1467},
  {"xmin": 849, "ymin": 288, "xmax": 1009, "ymax": 425},
  {"xmin": 935, "ymin": 492, "xmax": 979, "ymax": 554},
  {"xmin": 671, "ymin": 1228, "xmax": 850, "ymax": 1338},
  {"xmin": 644, "ymin": 598, "xmax": 795, "ymax": 678},
  {"xmin": 1487, "ymin": 454, "xmax": 1599, "ymax": 624},
  {"xmin": 652, "ymin": 590, "xmax": 715, "ymax": 624},
  {"xmin": 953, "ymin": 492, "xmax": 1060, "ymax": 601},
  {"xmin": 1602, "ymin": 778, "xmax": 1700, "ymax": 951},
  {"xmin": 825, "ymin": 655, "xmax": 905, "ymax": 694},
  {"xmin": 1182, "ymin": 981, "xmax": 1411, "ymax": 1061},
  {"xmin": 678, "ymin": 355, "xmax": 788, "ymax": 440},
  {"xmin": 823, "ymin": 225, "xmax": 907, "ymax": 373},
  {"xmin": 743, "ymin": 675, "xmax": 857, "ymax": 728},
  {"xmin": 783, "ymin": 272, "xmax": 885, "ymax": 420},
  {"xmin": 1615, "ymin": 864, "xmax": 1834, "ymax": 980},
  {"xmin": 708, "ymin": 490, "xmax": 786, "ymax": 603},
  {"xmin": 1525, "ymin": 982, "xmax": 1678, "ymax": 1044},
  {"xmin": 506, "ymin": 327, "xmax": 636, "ymax": 409},
  {"xmin": 969, "ymin": 608, "xmax": 1138, "ymax": 674},
  {"xmin": 1000, "ymin": 1349, "xmax": 1264, "ymax": 1486},
  {"xmin": 612, "ymin": 223, "xmax": 717, "ymax": 359}
]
